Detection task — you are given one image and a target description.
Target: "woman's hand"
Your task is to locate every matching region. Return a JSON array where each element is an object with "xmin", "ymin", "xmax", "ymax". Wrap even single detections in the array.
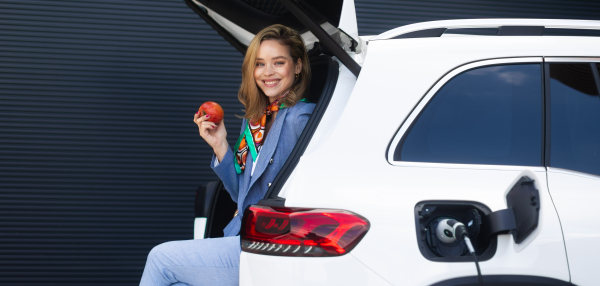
[{"xmin": 194, "ymin": 112, "xmax": 229, "ymax": 162}]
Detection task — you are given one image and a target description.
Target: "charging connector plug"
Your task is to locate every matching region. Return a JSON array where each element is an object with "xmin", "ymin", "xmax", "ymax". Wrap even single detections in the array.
[{"xmin": 435, "ymin": 219, "xmax": 483, "ymax": 286}]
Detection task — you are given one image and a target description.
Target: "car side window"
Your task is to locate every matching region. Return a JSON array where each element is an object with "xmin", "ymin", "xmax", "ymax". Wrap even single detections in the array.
[
  {"xmin": 549, "ymin": 63, "xmax": 600, "ymax": 176},
  {"xmin": 395, "ymin": 64, "xmax": 543, "ymax": 166}
]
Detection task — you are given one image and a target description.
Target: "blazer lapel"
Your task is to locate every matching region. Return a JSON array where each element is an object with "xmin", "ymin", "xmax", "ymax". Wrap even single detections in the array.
[{"xmin": 247, "ymin": 108, "xmax": 288, "ymax": 191}]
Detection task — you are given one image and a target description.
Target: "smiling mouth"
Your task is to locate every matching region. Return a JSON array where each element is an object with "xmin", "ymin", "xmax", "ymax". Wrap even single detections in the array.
[{"xmin": 263, "ymin": 79, "xmax": 280, "ymax": 87}]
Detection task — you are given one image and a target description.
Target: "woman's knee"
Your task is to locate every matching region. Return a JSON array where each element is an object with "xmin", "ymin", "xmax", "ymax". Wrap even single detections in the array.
[{"xmin": 146, "ymin": 241, "xmax": 176, "ymax": 265}]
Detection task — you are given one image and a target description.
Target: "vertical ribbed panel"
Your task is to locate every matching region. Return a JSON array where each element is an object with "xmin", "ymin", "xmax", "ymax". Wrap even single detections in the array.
[
  {"xmin": 0, "ymin": 0, "xmax": 243, "ymax": 284},
  {"xmin": 1, "ymin": 0, "xmax": 600, "ymax": 284},
  {"xmin": 355, "ymin": 0, "xmax": 600, "ymax": 35}
]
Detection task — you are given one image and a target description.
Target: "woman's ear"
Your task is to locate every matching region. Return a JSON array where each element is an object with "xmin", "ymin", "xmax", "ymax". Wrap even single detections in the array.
[{"xmin": 295, "ymin": 58, "xmax": 302, "ymax": 74}]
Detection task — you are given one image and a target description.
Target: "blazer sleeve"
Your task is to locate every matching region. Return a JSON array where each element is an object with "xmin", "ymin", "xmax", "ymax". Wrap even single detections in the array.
[
  {"xmin": 211, "ymin": 148, "xmax": 239, "ymax": 202},
  {"xmin": 209, "ymin": 119, "xmax": 247, "ymax": 203}
]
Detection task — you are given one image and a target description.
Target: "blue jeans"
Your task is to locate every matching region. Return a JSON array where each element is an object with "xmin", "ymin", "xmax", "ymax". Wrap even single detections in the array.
[{"xmin": 140, "ymin": 236, "xmax": 241, "ymax": 286}]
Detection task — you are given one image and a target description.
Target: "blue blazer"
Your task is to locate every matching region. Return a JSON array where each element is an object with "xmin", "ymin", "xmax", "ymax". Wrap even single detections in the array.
[{"xmin": 211, "ymin": 101, "xmax": 315, "ymax": 237}]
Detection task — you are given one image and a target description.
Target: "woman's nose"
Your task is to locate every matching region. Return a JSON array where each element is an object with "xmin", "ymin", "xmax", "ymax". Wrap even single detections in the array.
[{"xmin": 265, "ymin": 64, "xmax": 275, "ymax": 75}]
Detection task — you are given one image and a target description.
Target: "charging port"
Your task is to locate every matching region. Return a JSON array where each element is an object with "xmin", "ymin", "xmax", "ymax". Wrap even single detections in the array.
[{"xmin": 414, "ymin": 201, "xmax": 497, "ymax": 262}]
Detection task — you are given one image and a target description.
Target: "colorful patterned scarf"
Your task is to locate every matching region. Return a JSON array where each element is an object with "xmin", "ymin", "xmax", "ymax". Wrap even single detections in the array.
[{"xmin": 234, "ymin": 92, "xmax": 288, "ymax": 174}]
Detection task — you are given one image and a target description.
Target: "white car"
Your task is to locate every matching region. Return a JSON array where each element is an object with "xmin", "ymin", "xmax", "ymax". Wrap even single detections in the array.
[{"xmin": 186, "ymin": 0, "xmax": 600, "ymax": 285}]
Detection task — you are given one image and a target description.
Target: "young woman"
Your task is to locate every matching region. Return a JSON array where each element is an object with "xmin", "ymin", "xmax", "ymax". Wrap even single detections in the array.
[{"xmin": 140, "ymin": 24, "xmax": 314, "ymax": 286}]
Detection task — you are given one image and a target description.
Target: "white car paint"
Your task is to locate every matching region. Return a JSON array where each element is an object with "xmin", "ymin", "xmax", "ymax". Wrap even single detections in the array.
[
  {"xmin": 191, "ymin": 0, "xmax": 255, "ymax": 46},
  {"xmin": 338, "ymin": 0, "xmax": 359, "ymax": 43},
  {"xmin": 193, "ymin": 217, "xmax": 207, "ymax": 240},
  {"xmin": 547, "ymin": 167, "xmax": 600, "ymax": 286},
  {"xmin": 239, "ymin": 252, "xmax": 393, "ymax": 285}
]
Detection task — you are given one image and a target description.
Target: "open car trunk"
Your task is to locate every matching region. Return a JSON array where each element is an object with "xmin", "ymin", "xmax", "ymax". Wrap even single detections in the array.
[
  {"xmin": 187, "ymin": 0, "xmax": 359, "ymax": 50},
  {"xmin": 184, "ymin": 0, "xmax": 362, "ymax": 76}
]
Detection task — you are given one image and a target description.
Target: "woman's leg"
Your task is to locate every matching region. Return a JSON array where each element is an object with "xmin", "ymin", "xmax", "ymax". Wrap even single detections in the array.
[{"xmin": 140, "ymin": 236, "xmax": 241, "ymax": 286}]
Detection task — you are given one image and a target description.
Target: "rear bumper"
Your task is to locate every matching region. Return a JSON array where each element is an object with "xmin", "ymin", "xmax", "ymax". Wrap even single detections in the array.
[{"xmin": 239, "ymin": 251, "xmax": 392, "ymax": 285}]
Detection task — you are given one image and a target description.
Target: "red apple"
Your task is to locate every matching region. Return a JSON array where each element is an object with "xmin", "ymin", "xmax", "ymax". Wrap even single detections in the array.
[{"xmin": 198, "ymin": 101, "xmax": 224, "ymax": 124}]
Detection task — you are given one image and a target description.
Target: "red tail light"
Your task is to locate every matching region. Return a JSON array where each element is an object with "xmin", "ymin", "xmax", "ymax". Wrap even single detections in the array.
[{"xmin": 240, "ymin": 205, "xmax": 370, "ymax": 257}]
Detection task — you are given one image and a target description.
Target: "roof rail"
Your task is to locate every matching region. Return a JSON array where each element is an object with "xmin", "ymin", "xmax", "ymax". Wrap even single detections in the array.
[{"xmin": 371, "ymin": 19, "xmax": 600, "ymax": 41}]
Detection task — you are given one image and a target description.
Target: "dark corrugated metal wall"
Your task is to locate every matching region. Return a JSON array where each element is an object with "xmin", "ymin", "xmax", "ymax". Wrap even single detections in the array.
[
  {"xmin": 0, "ymin": 0, "xmax": 599, "ymax": 284},
  {"xmin": 355, "ymin": 0, "xmax": 600, "ymax": 35},
  {"xmin": 0, "ymin": 0, "xmax": 243, "ymax": 284}
]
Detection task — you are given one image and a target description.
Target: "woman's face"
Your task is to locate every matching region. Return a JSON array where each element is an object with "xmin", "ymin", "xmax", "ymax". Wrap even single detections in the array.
[{"xmin": 254, "ymin": 39, "xmax": 302, "ymax": 102}]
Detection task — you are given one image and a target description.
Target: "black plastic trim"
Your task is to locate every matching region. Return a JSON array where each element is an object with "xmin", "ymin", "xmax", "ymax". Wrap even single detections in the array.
[
  {"xmin": 392, "ymin": 28, "xmax": 447, "ymax": 39},
  {"xmin": 203, "ymin": 180, "xmax": 223, "ymax": 238},
  {"xmin": 280, "ymin": 0, "xmax": 361, "ymax": 77},
  {"xmin": 480, "ymin": 176, "xmax": 540, "ymax": 243},
  {"xmin": 498, "ymin": 26, "xmax": 545, "ymax": 36},
  {"xmin": 183, "ymin": 0, "xmax": 247, "ymax": 55},
  {"xmin": 430, "ymin": 275, "xmax": 573, "ymax": 286},
  {"xmin": 206, "ymin": 181, "xmax": 238, "ymax": 238},
  {"xmin": 541, "ymin": 61, "xmax": 547, "ymax": 167},
  {"xmin": 506, "ymin": 176, "xmax": 540, "ymax": 243},
  {"xmin": 544, "ymin": 28, "xmax": 600, "ymax": 37},
  {"xmin": 483, "ymin": 209, "xmax": 516, "ymax": 237},
  {"xmin": 194, "ymin": 181, "xmax": 220, "ymax": 218},
  {"xmin": 445, "ymin": 28, "xmax": 499, "ymax": 36},
  {"xmin": 257, "ymin": 197, "xmax": 286, "ymax": 207},
  {"xmin": 263, "ymin": 56, "xmax": 340, "ymax": 201},
  {"xmin": 543, "ymin": 62, "xmax": 552, "ymax": 167}
]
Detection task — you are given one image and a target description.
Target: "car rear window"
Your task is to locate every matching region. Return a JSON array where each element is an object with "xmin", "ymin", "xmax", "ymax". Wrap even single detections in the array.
[
  {"xmin": 395, "ymin": 64, "xmax": 543, "ymax": 166},
  {"xmin": 549, "ymin": 63, "xmax": 600, "ymax": 176}
]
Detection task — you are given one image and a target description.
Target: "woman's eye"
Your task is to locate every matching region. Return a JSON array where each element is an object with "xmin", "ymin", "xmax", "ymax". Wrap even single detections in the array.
[
  {"xmin": 275, "ymin": 61, "xmax": 284, "ymax": 66},
  {"xmin": 256, "ymin": 62, "xmax": 264, "ymax": 67}
]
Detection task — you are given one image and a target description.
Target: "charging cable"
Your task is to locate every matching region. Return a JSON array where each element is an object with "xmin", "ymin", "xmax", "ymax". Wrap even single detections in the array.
[{"xmin": 436, "ymin": 219, "xmax": 484, "ymax": 286}]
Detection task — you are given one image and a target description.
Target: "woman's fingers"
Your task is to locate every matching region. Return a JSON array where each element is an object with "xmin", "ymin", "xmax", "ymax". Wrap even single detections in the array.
[
  {"xmin": 198, "ymin": 118, "xmax": 219, "ymax": 142},
  {"xmin": 195, "ymin": 114, "xmax": 210, "ymax": 124},
  {"xmin": 193, "ymin": 113, "xmax": 227, "ymax": 151},
  {"xmin": 201, "ymin": 121, "xmax": 217, "ymax": 130},
  {"xmin": 193, "ymin": 112, "xmax": 208, "ymax": 124}
]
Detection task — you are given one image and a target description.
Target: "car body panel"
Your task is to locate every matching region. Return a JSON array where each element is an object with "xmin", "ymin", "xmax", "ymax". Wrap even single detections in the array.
[
  {"xmin": 239, "ymin": 251, "xmax": 393, "ymax": 285},
  {"xmin": 278, "ymin": 64, "xmax": 357, "ymax": 198},
  {"xmin": 547, "ymin": 168, "xmax": 600, "ymax": 286},
  {"xmin": 282, "ymin": 158, "xmax": 568, "ymax": 284}
]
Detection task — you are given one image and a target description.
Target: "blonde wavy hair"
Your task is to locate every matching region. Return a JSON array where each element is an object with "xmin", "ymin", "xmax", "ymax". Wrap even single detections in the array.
[{"xmin": 238, "ymin": 24, "xmax": 311, "ymax": 121}]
